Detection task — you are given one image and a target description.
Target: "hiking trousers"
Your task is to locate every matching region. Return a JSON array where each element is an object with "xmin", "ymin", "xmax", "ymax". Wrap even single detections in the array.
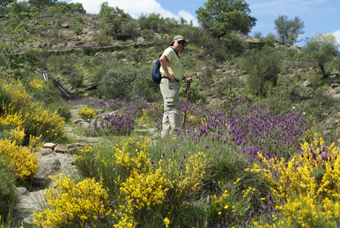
[{"xmin": 160, "ymin": 78, "xmax": 181, "ymax": 138}]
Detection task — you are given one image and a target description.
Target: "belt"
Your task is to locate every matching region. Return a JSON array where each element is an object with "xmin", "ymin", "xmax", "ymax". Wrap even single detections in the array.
[{"xmin": 162, "ymin": 77, "xmax": 179, "ymax": 83}]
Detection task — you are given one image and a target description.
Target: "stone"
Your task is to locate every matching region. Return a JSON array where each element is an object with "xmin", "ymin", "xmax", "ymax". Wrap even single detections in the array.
[
  {"xmin": 303, "ymin": 80, "xmax": 311, "ymax": 87},
  {"xmin": 43, "ymin": 143, "xmax": 56, "ymax": 150},
  {"xmin": 60, "ymin": 23, "xmax": 70, "ymax": 28},
  {"xmin": 38, "ymin": 148, "xmax": 54, "ymax": 156},
  {"xmin": 32, "ymin": 153, "xmax": 61, "ymax": 185},
  {"xmin": 54, "ymin": 145, "xmax": 68, "ymax": 153},
  {"xmin": 13, "ymin": 190, "xmax": 46, "ymax": 223},
  {"xmin": 298, "ymin": 68, "xmax": 306, "ymax": 74},
  {"xmin": 331, "ymin": 83, "xmax": 339, "ymax": 88}
]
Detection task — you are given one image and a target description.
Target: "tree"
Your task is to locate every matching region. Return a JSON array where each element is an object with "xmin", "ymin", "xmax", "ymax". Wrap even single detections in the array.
[
  {"xmin": 0, "ymin": 0, "xmax": 14, "ymax": 7},
  {"xmin": 99, "ymin": 2, "xmax": 130, "ymax": 36},
  {"xmin": 274, "ymin": 15, "xmax": 304, "ymax": 45},
  {"xmin": 196, "ymin": 0, "xmax": 256, "ymax": 39},
  {"xmin": 302, "ymin": 33, "xmax": 340, "ymax": 78},
  {"xmin": 28, "ymin": 0, "xmax": 57, "ymax": 9}
]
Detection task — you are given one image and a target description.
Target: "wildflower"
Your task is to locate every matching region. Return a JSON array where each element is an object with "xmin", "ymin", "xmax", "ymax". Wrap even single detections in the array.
[{"xmin": 164, "ymin": 217, "xmax": 170, "ymax": 228}]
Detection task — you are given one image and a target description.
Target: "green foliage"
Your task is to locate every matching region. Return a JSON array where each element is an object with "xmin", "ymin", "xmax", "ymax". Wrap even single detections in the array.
[
  {"xmin": 55, "ymin": 2, "xmax": 86, "ymax": 13},
  {"xmin": 81, "ymin": 46, "xmax": 96, "ymax": 56},
  {"xmin": 123, "ymin": 20, "xmax": 139, "ymax": 40},
  {"xmin": 262, "ymin": 33, "xmax": 276, "ymax": 47},
  {"xmin": 196, "ymin": 0, "xmax": 257, "ymax": 38},
  {"xmin": 98, "ymin": 2, "xmax": 131, "ymax": 37},
  {"xmin": 274, "ymin": 15, "xmax": 304, "ymax": 45},
  {"xmin": 0, "ymin": 156, "xmax": 17, "ymax": 220},
  {"xmin": 139, "ymin": 13, "xmax": 167, "ymax": 34},
  {"xmin": 97, "ymin": 65, "xmax": 158, "ymax": 100},
  {"xmin": 242, "ymin": 46, "xmax": 281, "ymax": 97},
  {"xmin": 73, "ymin": 21, "xmax": 83, "ymax": 35},
  {"xmin": 67, "ymin": 71, "xmax": 84, "ymax": 89},
  {"xmin": 129, "ymin": 47, "xmax": 144, "ymax": 62},
  {"xmin": 28, "ymin": 0, "xmax": 57, "ymax": 9},
  {"xmin": 179, "ymin": 81, "xmax": 206, "ymax": 104},
  {"xmin": 302, "ymin": 33, "xmax": 340, "ymax": 78}
]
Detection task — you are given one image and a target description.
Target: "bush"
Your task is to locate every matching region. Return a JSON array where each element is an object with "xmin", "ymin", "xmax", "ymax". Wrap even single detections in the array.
[
  {"xmin": 73, "ymin": 21, "xmax": 83, "ymax": 35},
  {"xmin": 81, "ymin": 46, "xmax": 96, "ymax": 56},
  {"xmin": 68, "ymin": 71, "xmax": 84, "ymax": 88},
  {"xmin": 302, "ymin": 35, "xmax": 340, "ymax": 78},
  {"xmin": 262, "ymin": 34, "xmax": 276, "ymax": 47},
  {"xmin": 242, "ymin": 46, "xmax": 281, "ymax": 97},
  {"xmin": 77, "ymin": 105, "xmax": 96, "ymax": 120},
  {"xmin": 97, "ymin": 65, "xmax": 159, "ymax": 100},
  {"xmin": 0, "ymin": 156, "xmax": 17, "ymax": 219}
]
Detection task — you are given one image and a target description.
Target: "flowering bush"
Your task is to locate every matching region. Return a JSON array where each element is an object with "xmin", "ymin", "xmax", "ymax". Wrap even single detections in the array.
[
  {"xmin": 0, "ymin": 127, "xmax": 40, "ymax": 181},
  {"xmin": 251, "ymin": 134, "xmax": 340, "ymax": 227},
  {"xmin": 87, "ymin": 113, "xmax": 134, "ymax": 136},
  {"xmin": 77, "ymin": 105, "xmax": 96, "ymax": 120},
  {"xmin": 33, "ymin": 174, "xmax": 112, "ymax": 227}
]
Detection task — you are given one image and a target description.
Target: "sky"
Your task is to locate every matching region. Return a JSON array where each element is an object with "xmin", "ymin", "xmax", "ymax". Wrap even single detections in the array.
[{"xmin": 63, "ymin": 0, "xmax": 340, "ymax": 46}]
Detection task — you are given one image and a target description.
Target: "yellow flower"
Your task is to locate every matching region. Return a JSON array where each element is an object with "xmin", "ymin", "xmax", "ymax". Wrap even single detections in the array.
[{"xmin": 164, "ymin": 217, "xmax": 170, "ymax": 228}]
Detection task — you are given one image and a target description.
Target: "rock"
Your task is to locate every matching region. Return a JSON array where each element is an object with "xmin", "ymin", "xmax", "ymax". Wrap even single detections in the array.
[
  {"xmin": 73, "ymin": 118, "xmax": 83, "ymax": 124},
  {"xmin": 43, "ymin": 143, "xmax": 56, "ymax": 150},
  {"xmin": 298, "ymin": 68, "xmax": 306, "ymax": 74},
  {"xmin": 12, "ymin": 190, "xmax": 46, "ymax": 224},
  {"xmin": 331, "ymin": 83, "xmax": 339, "ymax": 88},
  {"xmin": 303, "ymin": 80, "xmax": 311, "ymax": 87},
  {"xmin": 134, "ymin": 128, "xmax": 158, "ymax": 134},
  {"xmin": 32, "ymin": 152, "xmax": 61, "ymax": 186},
  {"xmin": 54, "ymin": 145, "xmax": 68, "ymax": 153},
  {"xmin": 60, "ymin": 23, "xmax": 70, "ymax": 28},
  {"xmin": 38, "ymin": 148, "xmax": 54, "ymax": 155}
]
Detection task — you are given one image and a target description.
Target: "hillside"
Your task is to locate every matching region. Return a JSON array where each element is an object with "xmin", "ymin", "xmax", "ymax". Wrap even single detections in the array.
[{"xmin": 1, "ymin": 4, "xmax": 340, "ymax": 228}]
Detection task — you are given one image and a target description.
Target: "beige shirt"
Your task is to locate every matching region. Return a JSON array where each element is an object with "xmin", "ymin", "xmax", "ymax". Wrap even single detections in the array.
[{"xmin": 160, "ymin": 47, "xmax": 183, "ymax": 81}]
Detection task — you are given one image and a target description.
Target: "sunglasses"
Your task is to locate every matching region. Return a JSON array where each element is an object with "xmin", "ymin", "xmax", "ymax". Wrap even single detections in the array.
[{"xmin": 177, "ymin": 40, "xmax": 185, "ymax": 45}]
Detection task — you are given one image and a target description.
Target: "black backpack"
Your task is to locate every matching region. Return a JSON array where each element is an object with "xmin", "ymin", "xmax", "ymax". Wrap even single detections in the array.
[
  {"xmin": 151, "ymin": 54, "xmax": 162, "ymax": 84},
  {"xmin": 151, "ymin": 48, "xmax": 180, "ymax": 84}
]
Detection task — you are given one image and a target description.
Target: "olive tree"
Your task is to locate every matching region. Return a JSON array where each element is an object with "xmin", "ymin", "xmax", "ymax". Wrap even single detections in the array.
[
  {"xmin": 274, "ymin": 15, "xmax": 304, "ymax": 45},
  {"xmin": 196, "ymin": 0, "xmax": 256, "ymax": 39},
  {"xmin": 302, "ymin": 33, "xmax": 340, "ymax": 78}
]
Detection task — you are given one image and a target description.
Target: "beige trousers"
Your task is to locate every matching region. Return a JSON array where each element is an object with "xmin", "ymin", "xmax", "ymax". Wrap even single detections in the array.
[{"xmin": 160, "ymin": 78, "xmax": 181, "ymax": 138}]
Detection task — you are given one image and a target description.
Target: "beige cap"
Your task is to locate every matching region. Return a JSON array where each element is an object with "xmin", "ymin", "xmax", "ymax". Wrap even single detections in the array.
[{"xmin": 170, "ymin": 35, "xmax": 186, "ymax": 46}]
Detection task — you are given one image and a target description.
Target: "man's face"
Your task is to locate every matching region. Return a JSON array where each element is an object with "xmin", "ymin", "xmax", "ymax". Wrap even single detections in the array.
[{"xmin": 173, "ymin": 40, "xmax": 185, "ymax": 52}]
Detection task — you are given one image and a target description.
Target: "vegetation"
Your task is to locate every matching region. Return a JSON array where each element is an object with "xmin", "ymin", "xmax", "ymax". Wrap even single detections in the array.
[
  {"xmin": 274, "ymin": 15, "xmax": 304, "ymax": 45},
  {"xmin": 196, "ymin": 0, "xmax": 257, "ymax": 39},
  {"xmin": 0, "ymin": 0, "xmax": 340, "ymax": 227}
]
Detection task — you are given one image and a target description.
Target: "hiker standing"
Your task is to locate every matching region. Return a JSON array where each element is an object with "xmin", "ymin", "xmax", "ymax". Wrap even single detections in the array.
[{"xmin": 159, "ymin": 35, "xmax": 193, "ymax": 138}]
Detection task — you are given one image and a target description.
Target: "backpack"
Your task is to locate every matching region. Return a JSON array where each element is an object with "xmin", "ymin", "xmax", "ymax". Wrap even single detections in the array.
[
  {"xmin": 151, "ymin": 48, "xmax": 180, "ymax": 84},
  {"xmin": 151, "ymin": 54, "xmax": 162, "ymax": 84}
]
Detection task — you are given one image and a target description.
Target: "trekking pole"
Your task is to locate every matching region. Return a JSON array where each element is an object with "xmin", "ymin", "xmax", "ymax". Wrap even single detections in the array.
[{"xmin": 183, "ymin": 82, "xmax": 190, "ymax": 127}]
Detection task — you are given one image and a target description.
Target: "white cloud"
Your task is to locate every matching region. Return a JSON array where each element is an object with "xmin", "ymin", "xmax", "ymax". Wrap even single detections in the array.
[
  {"xmin": 333, "ymin": 30, "xmax": 340, "ymax": 45},
  {"xmin": 71, "ymin": 0, "xmax": 198, "ymax": 26}
]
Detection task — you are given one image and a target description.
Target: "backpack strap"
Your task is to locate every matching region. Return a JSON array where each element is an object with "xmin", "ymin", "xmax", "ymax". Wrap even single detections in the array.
[{"xmin": 170, "ymin": 47, "xmax": 180, "ymax": 59}]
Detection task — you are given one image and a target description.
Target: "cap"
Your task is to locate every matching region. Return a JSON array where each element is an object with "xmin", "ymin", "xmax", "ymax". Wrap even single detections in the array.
[{"xmin": 170, "ymin": 35, "xmax": 186, "ymax": 46}]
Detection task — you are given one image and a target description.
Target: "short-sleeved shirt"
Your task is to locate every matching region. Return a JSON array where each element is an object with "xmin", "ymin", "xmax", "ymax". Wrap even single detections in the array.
[{"xmin": 160, "ymin": 47, "xmax": 183, "ymax": 81}]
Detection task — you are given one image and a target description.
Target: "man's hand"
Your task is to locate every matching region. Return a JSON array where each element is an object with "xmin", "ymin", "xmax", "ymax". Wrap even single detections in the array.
[{"xmin": 185, "ymin": 77, "xmax": 193, "ymax": 83}]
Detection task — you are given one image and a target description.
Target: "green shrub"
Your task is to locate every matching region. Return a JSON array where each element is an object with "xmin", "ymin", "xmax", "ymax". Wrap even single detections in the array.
[
  {"xmin": 179, "ymin": 81, "xmax": 206, "ymax": 104},
  {"xmin": 73, "ymin": 21, "xmax": 83, "ymax": 35},
  {"xmin": 97, "ymin": 65, "xmax": 139, "ymax": 99},
  {"xmin": 302, "ymin": 36, "xmax": 340, "ymax": 78},
  {"xmin": 115, "ymin": 53, "xmax": 125, "ymax": 60},
  {"xmin": 81, "ymin": 46, "xmax": 96, "ymax": 56},
  {"xmin": 0, "ymin": 156, "xmax": 18, "ymax": 220},
  {"xmin": 263, "ymin": 33, "xmax": 276, "ymax": 47},
  {"xmin": 130, "ymin": 47, "xmax": 144, "ymax": 62},
  {"xmin": 242, "ymin": 46, "xmax": 281, "ymax": 97},
  {"xmin": 68, "ymin": 71, "xmax": 84, "ymax": 88}
]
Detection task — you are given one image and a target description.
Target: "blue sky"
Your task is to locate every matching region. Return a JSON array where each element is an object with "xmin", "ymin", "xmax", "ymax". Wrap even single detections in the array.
[{"xmin": 64, "ymin": 0, "xmax": 340, "ymax": 46}]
